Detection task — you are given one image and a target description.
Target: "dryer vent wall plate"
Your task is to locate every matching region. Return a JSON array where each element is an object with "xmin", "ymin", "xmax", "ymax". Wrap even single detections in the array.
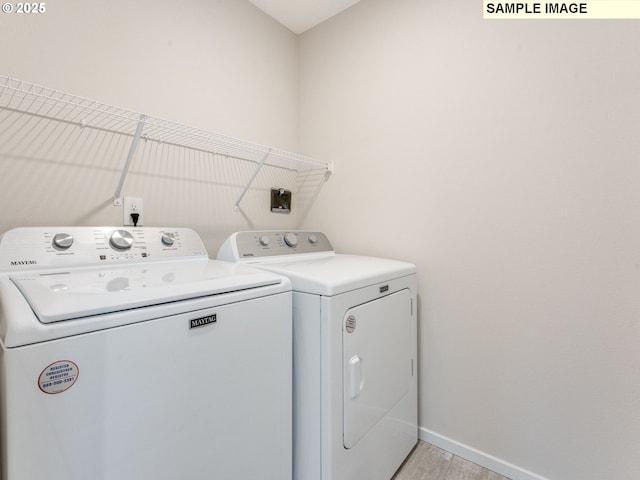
[{"xmin": 271, "ymin": 188, "xmax": 291, "ymax": 214}]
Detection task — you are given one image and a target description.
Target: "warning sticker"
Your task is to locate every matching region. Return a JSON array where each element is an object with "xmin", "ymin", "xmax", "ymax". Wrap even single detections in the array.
[{"xmin": 38, "ymin": 360, "xmax": 79, "ymax": 394}]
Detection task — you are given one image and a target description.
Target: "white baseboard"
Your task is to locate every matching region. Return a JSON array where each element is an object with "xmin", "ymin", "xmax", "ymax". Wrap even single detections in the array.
[{"xmin": 419, "ymin": 427, "xmax": 551, "ymax": 480}]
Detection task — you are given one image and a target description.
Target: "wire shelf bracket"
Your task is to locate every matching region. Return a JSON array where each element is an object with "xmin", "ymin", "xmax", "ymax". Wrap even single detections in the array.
[
  {"xmin": 234, "ymin": 148, "xmax": 272, "ymax": 211},
  {"xmin": 113, "ymin": 113, "xmax": 147, "ymax": 206}
]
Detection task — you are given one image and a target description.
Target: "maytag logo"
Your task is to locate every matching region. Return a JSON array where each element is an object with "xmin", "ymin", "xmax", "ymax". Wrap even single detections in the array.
[
  {"xmin": 10, "ymin": 260, "xmax": 38, "ymax": 266},
  {"xmin": 189, "ymin": 314, "xmax": 217, "ymax": 329}
]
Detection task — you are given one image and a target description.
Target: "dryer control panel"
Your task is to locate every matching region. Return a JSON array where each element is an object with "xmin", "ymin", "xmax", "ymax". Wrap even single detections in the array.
[
  {"xmin": 219, "ymin": 231, "xmax": 334, "ymax": 261},
  {"xmin": 0, "ymin": 227, "xmax": 208, "ymax": 271}
]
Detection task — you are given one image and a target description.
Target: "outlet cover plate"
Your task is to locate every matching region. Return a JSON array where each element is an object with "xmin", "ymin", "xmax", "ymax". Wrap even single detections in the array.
[{"xmin": 123, "ymin": 197, "xmax": 144, "ymax": 226}]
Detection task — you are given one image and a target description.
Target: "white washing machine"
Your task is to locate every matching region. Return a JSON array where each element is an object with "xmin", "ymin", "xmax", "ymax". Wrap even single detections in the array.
[
  {"xmin": 218, "ymin": 231, "xmax": 418, "ymax": 480},
  {"xmin": 0, "ymin": 227, "xmax": 292, "ymax": 480}
]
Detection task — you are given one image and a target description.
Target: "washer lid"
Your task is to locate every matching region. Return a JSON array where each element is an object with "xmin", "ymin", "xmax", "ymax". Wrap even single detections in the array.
[
  {"xmin": 10, "ymin": 259, "xmax": 283, "ymax": 323},
  {"xmin": 256, "ymin": 254, "xmax": 416, "ymax": 296}
]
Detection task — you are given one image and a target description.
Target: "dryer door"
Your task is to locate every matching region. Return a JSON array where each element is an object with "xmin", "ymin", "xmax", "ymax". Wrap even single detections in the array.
[{"xmin": 342, "ymin": 289, "xmax": 413, "ymax": 449}]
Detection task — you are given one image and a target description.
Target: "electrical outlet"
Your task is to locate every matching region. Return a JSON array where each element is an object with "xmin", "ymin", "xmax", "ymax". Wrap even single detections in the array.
[{"xmin": 123, "ymin": 197, "xmax": 144, "ymax": 226}]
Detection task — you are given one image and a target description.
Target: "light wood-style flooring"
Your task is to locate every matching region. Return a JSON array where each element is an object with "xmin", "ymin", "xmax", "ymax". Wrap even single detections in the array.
[{"xmin": 392, "ymin": 441, "xmax": 511, "ymax": 480}]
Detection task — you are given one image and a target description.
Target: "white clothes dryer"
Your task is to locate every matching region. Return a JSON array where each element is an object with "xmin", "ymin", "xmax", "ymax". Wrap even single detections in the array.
[
  {"xmin": 218, "ymin": 231, "xmax": 418, "ymax": 480},
  {"xmin": 0, "ymin": 227, "xmax": 292, "ymax": 480}
]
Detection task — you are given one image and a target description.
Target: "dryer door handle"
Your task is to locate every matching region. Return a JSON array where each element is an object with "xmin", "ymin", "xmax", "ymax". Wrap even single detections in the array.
[{"xmin": 348, "ymin": 355, "xmax": 365, "ymax": 399}]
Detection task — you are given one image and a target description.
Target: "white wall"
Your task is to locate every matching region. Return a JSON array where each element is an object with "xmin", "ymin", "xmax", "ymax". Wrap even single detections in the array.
[
  {"xmin": 299, "ymin": 1, "xmax": 640, "ymax": 479},
  {"xmin": 0, "ymin": 0, "xmax": 302, "ymax": 252}
]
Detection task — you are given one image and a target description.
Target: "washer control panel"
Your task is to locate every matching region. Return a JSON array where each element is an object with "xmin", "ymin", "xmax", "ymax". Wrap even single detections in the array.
[
  {"xmin": 0, "ymin": 227, "xmax": 208, "ymax": 271},
  {"xmin": 223, "ymin": 231, "xmax": 333, "ymax": 260}
]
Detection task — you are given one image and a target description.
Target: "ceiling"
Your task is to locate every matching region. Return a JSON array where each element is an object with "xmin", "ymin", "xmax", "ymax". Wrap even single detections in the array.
[{"xmin": 248, "ymin": 0, "xmax": 361, "ymax": 34}]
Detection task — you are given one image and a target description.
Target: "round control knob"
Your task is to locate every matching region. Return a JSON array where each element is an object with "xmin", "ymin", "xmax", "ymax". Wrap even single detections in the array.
[
  {"xmin": 52, "ymin": 233, "xmax": 74, "ymax": 250},
  {"xmin": 283, "ymin": 232, "xmax": 298, "ymax": 248},
  {"xmin": 307, "ymin": 234, "xmax": 318, "ymax": 245},
  {"xmin": 109, "ymin": 230, "xmax": 134, "ymax": 250},
  {"xmin": 258, "ymin": 235, "xmax": 271, "ymax": 247},
  {"xmin": 161, "ymin": 232, "xmax": 176, "ymax": 246}
]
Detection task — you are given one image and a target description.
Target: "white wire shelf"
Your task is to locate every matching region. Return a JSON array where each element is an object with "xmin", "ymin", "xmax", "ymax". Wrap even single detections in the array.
[{"xmin": 0, "ymin": 75, "xmax": 333, "ymax": 209}]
